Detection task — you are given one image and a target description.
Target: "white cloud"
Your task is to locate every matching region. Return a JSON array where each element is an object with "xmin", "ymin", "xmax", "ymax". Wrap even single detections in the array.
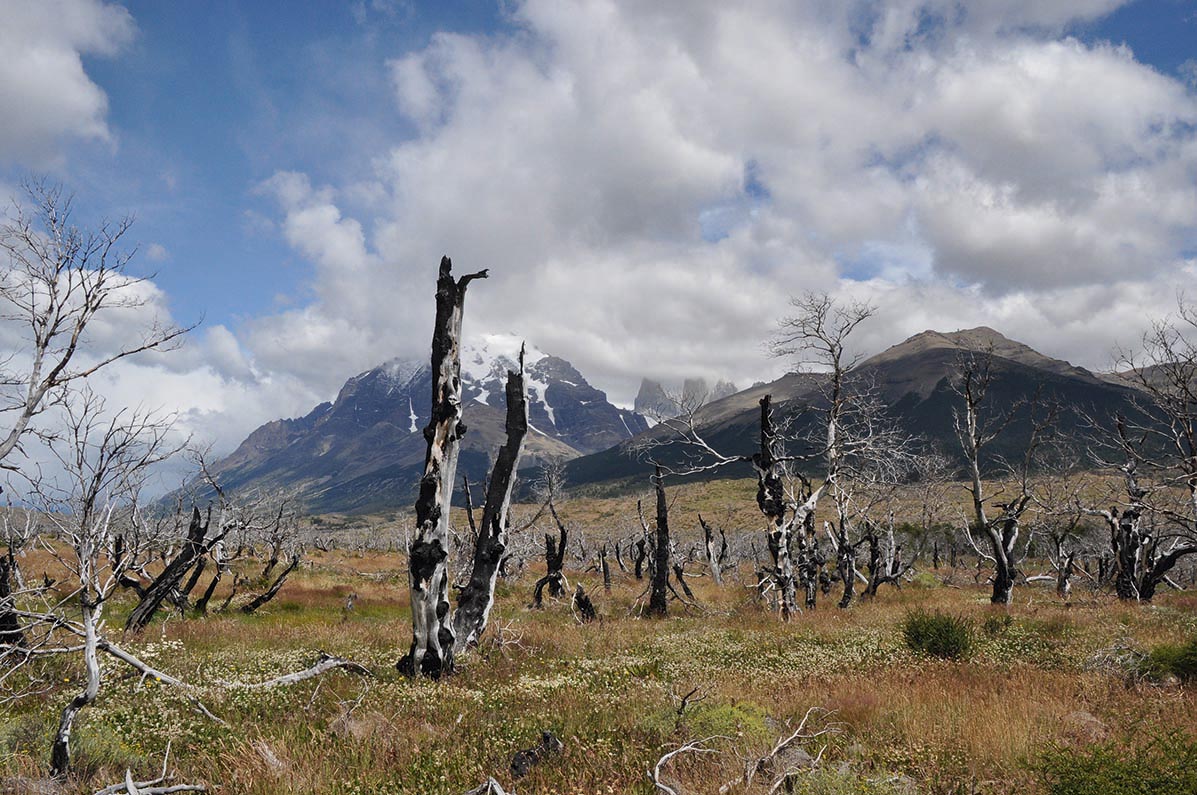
[
  {"xmin": 11, "ymin": 0, "xmax": 1197, "ymax": 463},
  {"xmin": 145, "ymin": 242, "xmax": 169, "ymax": 262},
  {"xmin": 0, "ymin": 0, "xmax": 136, "ymax": 166},
  {"xmin": 235, "ymin": 0, "xmax": 1196, "ymax": 414}
]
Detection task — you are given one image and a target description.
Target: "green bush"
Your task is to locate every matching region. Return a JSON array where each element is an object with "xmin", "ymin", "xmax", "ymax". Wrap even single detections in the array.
[
  {"xmin": 901, "ymin": 609, "xmax": 973, "ymax": 660},
  {"xmin": 1032, "ymin": 731, "xmax": 1197, "ymax": 795},
  {"xmin": 1141, "ymin": 637, "xmax": 1197, "ymax": 683}
]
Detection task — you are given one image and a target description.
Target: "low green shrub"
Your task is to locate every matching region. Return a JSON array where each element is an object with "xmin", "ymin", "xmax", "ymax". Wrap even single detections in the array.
[
  {"xmin": 901, "ymin": 609, "xmax": 973, "ymax": 660},
  {"xmin": 1032, "ymin": 731, "xmax": 1197, "ymax": 795},
  {"xmin": 1140, "ymin": 637, "xmax": 1197, "ymax": 683}
]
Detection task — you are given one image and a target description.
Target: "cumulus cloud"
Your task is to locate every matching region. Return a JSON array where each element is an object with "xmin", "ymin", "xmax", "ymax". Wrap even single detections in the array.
[
  {"xmin": 0, "ymin": 0, "xmax": 135, "ymax": 166},
  {"xmin": 234, "ymin": 0, "xmax": 1197, "ymax": 415},
  {"xmin": 12, "ymin": 0, "xmax": 1197, "ymax": 464}
]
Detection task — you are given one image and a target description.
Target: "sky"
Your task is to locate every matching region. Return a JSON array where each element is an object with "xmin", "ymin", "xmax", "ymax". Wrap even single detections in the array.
[{"xmin": 1, "ymin": 0, "xmax": 1197, "ymax": 460}]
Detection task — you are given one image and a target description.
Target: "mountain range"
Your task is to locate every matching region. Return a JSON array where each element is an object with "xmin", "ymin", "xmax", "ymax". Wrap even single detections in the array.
[
  {"xmin": 209, "ymin": 335, "xmax": 647, "ymax": 513},
  {"xmin": 209, "ymin": 326, "xmax": 1149, "ymax": 513}
]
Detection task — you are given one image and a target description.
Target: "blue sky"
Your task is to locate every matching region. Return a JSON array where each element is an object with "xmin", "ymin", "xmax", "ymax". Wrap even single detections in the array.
[
  {"xmin": 26, "ymin": 0, "xmax": 1195, "ymax": 328},
  {"xmin": 2, "ymin": 0, "xmax": 1197, "ymax": 454},
  {"xmin": 59, "ymin": 1, "xmax": 509, "ymax": 327}
]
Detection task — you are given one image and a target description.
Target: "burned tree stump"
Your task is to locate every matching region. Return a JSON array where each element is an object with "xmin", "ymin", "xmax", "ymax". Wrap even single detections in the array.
[
  {"xmin": 511, "ymin": 731, "xmax": 564, "ymax": 779},
  {"xmin": 398, "ymin": 256, "xmax": 487, "ymax": 679},
  {"xmin": 633, "ymin": 538, "xmax": 647, "ymax": 580},
  {"xmin": 573, "ymin": 583, "xmax": 597, "ymax": 623},
  {"xmin": 599, "ymin": 544, "xmax": 612, "ymax": 592},
  {"xmin": 531, "ymin": 507, "xmax": 568, "ymax": 607}
]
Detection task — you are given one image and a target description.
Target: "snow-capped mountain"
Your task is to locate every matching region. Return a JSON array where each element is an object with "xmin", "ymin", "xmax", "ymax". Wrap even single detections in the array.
[{"xmin": 208, "ymin": 334, "xmax": 648, "ymax": 513}]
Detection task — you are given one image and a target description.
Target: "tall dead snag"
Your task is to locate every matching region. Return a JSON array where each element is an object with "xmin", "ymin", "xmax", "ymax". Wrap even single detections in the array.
[
  {"xmin": 648, "ymin": 464, "xmax": 671, "ymax": 617},
  {"xmin": 953, "ymin": 348, "xmax": 1052, "ymax": 605},
  {"xmin": 453, "ymin": 350, "xmax": 529, "ymax": 651},
  {"xmin": 398, "ymin": 256, "xmax": 487, "ymax": 679}
]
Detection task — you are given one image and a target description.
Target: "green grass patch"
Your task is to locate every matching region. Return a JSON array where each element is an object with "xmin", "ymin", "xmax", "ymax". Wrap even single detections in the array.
[{"xmin": 901, "ymin": 609, "xmax": 973, "ymax": 660}]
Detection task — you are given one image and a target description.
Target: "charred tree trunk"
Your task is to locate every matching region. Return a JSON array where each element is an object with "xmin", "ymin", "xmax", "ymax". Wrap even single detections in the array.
[
  {"xmin": 835, "ymin": 530, "xmax": 858, "ymax": 609},
  {"xmin": 572, "ymin": 583, "xmax": 596, "ymax": 623},
  {"xmin": 671, "ymin": 563, "xmax": 695, "ymax": 601},
  {"xmin": 180, "ymin": 555, "xmax": 207, "ymax": 600},
  {"xmin": 0, "ymin": 556, "xmax": 24, "ymax": 648},
  {"xmin": 195, "ymin": 556, "xmax": 224, "ymax": 615},
  {"xmin": 647, "ymin": 465, "xmax": 670, "ymax": 617},
  {"xmin": 124, "ymin": 507, "xmax": 210, "ymax": 631},
  {"xmin": 751, "ymin": 396, "xmax": 823, "ymax": 619},
  {"xmin": 599, "ymin": 544, "xmax": 612, "ymax": 593},
  {"xmin": 633, "ymin": 538, "xmax": 646, "ymax": 580},
  {"xmin": 612, "ymin": 540, "xmax": 628, "ymax": 574},
  {"xmin": 989, "ymin": 501, "xmax": 1027, "ymax": 605},
  {"xmin": 240, "ymin": 555, "xmax": 299, "ymax": 614},
  {"xmin": 453, "ymin": 356, "xmax": 528, "ymax": 652},
  {"xmin": 398, "ymin": 256, "xmax": 487, "ymax": 679},
  {"xmin": 532, "ymin": 508, "xmax": 569, "ymax": 607}
]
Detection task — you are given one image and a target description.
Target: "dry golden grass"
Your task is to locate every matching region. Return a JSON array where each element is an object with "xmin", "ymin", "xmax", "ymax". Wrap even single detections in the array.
[{"xmin": 3, "ymin": 537, "xmax": 1196, "ymax": 794}]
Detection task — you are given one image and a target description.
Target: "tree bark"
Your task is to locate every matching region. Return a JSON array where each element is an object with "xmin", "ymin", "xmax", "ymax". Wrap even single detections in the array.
[
  {"xmin": 531, "ymin": 507, "xmax": 569, "ymax": 607},
  {"xmin": 0, "ymin": 556, "xmax": 24, "ymax": 648},
  {"xmin": 646, "ymin": 465, "xmax": 671, "ymax": 617},
  {"xmin": 453, "ymin": 357, "xmax": 528, "ymax": 652},
  {"xmin": 240, "ymin": 555, "xmax": 299, "ymax": 614},
  {"xmin": 51, "ymin": 599, "xmax": 100, "ymax": 777},
  {"xmin": 125, "ymin": 507, "xmax": 210, "ymax": 631},
  {"xmin": 398, "ymin": 256, "xmax": 487, "ymax": 679},
  {"xmin": 699, "ymin": 514, "xmax": 725, "ymax": 586}
]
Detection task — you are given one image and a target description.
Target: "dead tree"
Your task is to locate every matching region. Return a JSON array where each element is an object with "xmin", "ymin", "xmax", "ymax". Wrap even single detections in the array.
[
  {"xmin": 0, "ymin": 180, "xmax": 192, "ymax": 474},
  {"xmin": 0, "ymin": 556, "xmax": 24, "ymax": 648},
  {"xmin": 598, "ymin": 544, "xmax": 612, "ymax": 592},
  {"xmin": 6, "ymin": 393, "xmax": 212, "ymax": 778},
  {"xmin": 124, "ymin": 507, "xmax": 211, "ymax": 631},
  {"xmin": 1082, "ymin": 305, "xmax": 1197, "ymax": 598},
  {"xmin": 572, "ymin": 583, "xmax": 597, "ymax": 623},
  {"xmin": 775, "ymin": 294, "xmax": 919, "ymax": 610},
  {"xmin": 636, "ymin": 392, "xmax": 821, "ymax": 619},
  {"xmin": 240, "ymin": 554, "xmax": 300, "ymax": 614},
  {"xmin": 698, "ymin": 514, "xmax": 728, "ymax": 585},
  {"xmin": 644, "ymin": 467, "xmax": 672, "ymax": 617},
  {"xmin": 452, "ymin": 350, "xmax": 529, "ymax": 651},
  {"xmin": 398, "ymin": 256, "xmax": 487, "ymax": 679},
  {"xmin": 953, "ymin": 348, "xmax": 1054, "ymax": 605},
  {"xmin": 633, "ymin": 537, "xmax": 647, "ymax": 579},
  {"xmin": 532, "ymin": 502, "xmax": 569, "ymax": 607}
]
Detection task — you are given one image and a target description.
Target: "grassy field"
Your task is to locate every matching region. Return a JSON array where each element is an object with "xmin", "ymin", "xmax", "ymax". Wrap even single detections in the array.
[{"xmin": 3, "ymin": 525, "xmax": 1196, "ymax": 794}]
